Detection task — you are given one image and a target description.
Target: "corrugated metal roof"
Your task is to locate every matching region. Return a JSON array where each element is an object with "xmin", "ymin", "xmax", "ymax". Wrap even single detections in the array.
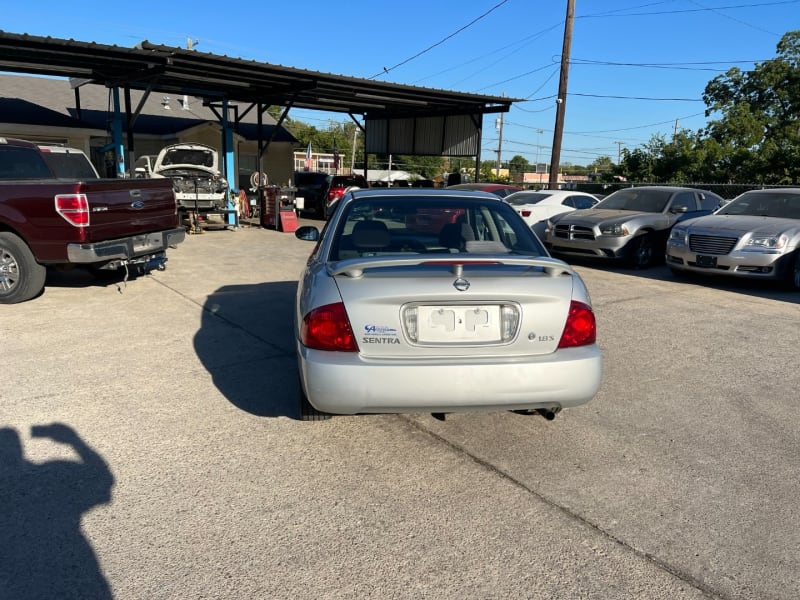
[{"xmin": 0, "ymin": 31, "xmax": 517, "ymax": 119}]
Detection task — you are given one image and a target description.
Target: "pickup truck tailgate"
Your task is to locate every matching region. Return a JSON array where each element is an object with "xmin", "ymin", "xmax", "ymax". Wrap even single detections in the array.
[{"xmin": 80, "ymin": 178, "xmax": 178, "ymax": 240}]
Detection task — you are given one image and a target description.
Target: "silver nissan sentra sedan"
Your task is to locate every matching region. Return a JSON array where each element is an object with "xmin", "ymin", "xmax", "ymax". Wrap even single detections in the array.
[
  {"xmin": 666, "ymin": 188, "xmax": 800, "ymax": 288},
  {"xmin": 293, "ymin": 188, "xmax": 602, "ymax": 420}
]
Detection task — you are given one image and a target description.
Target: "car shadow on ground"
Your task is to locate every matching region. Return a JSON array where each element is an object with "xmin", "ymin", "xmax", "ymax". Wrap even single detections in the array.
[
  {"xmin": 563, "ymin": 257, "xmax": 799, "ymax": 305},
  {"xmin": 193, "ymin": 280, "xmax": 303, "ymax": 419}
]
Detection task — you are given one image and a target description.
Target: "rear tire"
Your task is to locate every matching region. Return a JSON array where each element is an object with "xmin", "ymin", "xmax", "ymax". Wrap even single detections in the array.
[
  {"xmin": 299, "ymin": 380, "xmax": 332, "ymax": 421},
  {"xmin": 0, "ymin": 232, "xmax": 47, "ymax": 304}
]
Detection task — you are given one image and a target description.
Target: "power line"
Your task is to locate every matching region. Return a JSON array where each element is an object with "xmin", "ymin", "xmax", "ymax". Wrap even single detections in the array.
[
  {"xmin": 368, "ymin": 0, "xmax": 510, "ymax": 80},
  {"xmin": 570, "ymin": 92, "xmax": 704, "ymax": 102},
  {"xmin": 580, "ymin": 0, "xmax": 800, "ymax": 19},
  {"xmin": 569, "ymin": 57, "xmax": 764, "ymax": 71}
]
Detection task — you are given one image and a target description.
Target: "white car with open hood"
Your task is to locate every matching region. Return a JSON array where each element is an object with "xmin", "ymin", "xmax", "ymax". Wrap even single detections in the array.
[
  {"xmin": 293, "ymin": 188, "xmax": 602, "ymax": 420},
  {"xmin": 151, "ymin": 142, "xmax": 228, "ymax": 214}
]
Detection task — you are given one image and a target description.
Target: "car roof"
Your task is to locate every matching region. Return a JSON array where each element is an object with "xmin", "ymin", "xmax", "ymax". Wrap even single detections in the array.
[
  {"xmin": 610, "ymin": 185, "xmax": 713, "ymax": 193},
  {"xmin": 506, "ymin": 189, "xmax": 594, "ymax": 197},
  {"xmin": 738, "ymin": 188, "xmax": 800, "ymax": 195},
  {"xmin": 347, "ymin": 187, "xmax": 502, "ymax": 200},
  {"xmin": 447, "ymin": 183, "xmax": 520, "ymax": 190},
  {"xmin": 0, "ymin": 137, "xmax": 37, "ymax": 148}
]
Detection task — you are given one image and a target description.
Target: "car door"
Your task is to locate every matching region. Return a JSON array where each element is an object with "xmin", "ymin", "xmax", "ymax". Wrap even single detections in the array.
[{"xmin": 667, "ymin": 191, "xmax": 700, "ymax": 225}]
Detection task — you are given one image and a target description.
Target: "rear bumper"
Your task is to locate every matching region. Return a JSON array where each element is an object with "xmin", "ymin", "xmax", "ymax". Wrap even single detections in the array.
[
  {"xmin": 299, "ymin": 343, "xmax": 602, "ymax": 415},
  {"xmin": 66, "ymin": 227, "xmax": 186, "ymax": 264}
]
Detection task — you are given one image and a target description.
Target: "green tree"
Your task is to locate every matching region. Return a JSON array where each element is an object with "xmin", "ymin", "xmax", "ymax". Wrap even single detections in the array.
[
  {"xmin": 701, "ymin": 30, "xmax": 800, "ymax": 183},
  {"xmin": 587, "ymin": 156, "xmax": 615, "ymax": 175},
  {"xmin": 616, "ymin": 30, "xmax": 800, "ymax": 184},
  {"xmin": 480, "ymin": 160, "xmax": 500, "ymax": 181},
  {"xmin": 507, "ymin": 154, "xmax": 531, "ymax": 176}
]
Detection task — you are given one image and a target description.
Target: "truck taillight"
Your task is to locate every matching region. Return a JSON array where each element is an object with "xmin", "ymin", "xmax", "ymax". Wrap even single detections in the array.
[
  {"xmin": 558, "ymin": 301, "xmax": 597, "ymax": 348},
  {"xmin": 55, "ymin": 194, "xmax": 90, "ymax": 227}
]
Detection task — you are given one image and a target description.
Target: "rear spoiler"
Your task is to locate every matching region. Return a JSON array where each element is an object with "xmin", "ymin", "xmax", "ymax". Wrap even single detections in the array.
[{"xmin": 330, "ymin": 256, "xmax": 574, "ymax": 279}]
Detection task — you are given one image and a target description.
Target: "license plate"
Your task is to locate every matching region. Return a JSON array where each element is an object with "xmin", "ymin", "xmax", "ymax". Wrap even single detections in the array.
[
  {"xmin": 417, "ymin": 305, "xmax": 501, "ymax": 343},
  {"xmin": 132, "ymin": 233, "xmax": 164, "ymax": 252},
  {"xmin": 696, "ymin": 255, "xmax": 717, "ymax": 268}
]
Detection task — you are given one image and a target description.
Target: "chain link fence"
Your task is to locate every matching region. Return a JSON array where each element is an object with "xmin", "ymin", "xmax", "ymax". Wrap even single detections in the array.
[{"xmin": 572, "ymin": 181, "xmax": 798, "ymax": 200}]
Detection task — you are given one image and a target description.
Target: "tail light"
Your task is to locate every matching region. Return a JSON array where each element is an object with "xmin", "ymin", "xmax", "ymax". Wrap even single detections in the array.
[
  {"xmin": 520, "ymin": 210, "xmax": 531, "ymax": 217},
  {"xmin": 55, "ymin": 193, "xmax": 90, "ymax": 227},
  {"xmin": 302, "ymin": 302, "xmax": 358, "ymax": 352},
  {"xmin": 558, "ymin": 300, "xmax": 596, "ymax": 348}
]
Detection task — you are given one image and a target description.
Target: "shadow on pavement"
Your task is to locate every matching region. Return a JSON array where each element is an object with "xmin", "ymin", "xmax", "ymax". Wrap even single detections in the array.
[
  {"xmin": 0, "ymin": 423, "xmax": 114, "ymax": 599},
  {"xmin": 564, "ymin": 258, "xmax": 800, "ymax": 305},
  {"xmin": 193, "ymin": 280, "xmax": 302, "ymax": 419}
]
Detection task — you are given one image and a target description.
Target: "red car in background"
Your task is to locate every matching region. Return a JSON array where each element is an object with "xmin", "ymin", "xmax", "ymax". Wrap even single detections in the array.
[{"xmin": 327, "ymin": 174, "xmax": 369, "ymax": 206}]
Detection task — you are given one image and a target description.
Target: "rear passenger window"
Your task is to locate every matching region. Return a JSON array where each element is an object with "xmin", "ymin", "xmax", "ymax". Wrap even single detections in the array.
[
  {"xmin": 571, "ymin": 196, "xmax": 596, "ymax": 210},
  {"xmin": 0, "ymin": 146, "xmax": 53, "ymax": 179}
]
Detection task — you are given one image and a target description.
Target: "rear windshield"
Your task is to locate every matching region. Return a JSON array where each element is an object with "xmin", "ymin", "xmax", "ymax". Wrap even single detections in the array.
[
  {"xmin": 506, "ymin": 192, "xmax": 550, "ymax": 206},
  {"xmin": 0, "ymin": 146, "xmax": 53, "ymax": 179},
  {"xmin": 40, "ymin": 151, "xmax": 98, "ymax": 179},
  {"xmin": 328, "ymin": 196, "xmax": 547, "ymax": 261},
  {"xmin": 718, "ymin": 191, "xmax": 800, "ymax": 219}
]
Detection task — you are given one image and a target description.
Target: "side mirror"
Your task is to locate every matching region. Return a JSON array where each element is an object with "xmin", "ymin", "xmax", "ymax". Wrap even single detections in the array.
[
  {"xmin": 670, "ymin": 205, "xmax": 689, "ymax": 214},
  {"xmin": 295, "ymin": 226, "xmax": 320, "ymax": 242}
]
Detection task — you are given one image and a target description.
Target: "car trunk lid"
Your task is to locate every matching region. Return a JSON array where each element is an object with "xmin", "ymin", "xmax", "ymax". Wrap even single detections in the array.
[{"xmin": 331, "ymin": 257, "xmax": 576, "ymax": 358}]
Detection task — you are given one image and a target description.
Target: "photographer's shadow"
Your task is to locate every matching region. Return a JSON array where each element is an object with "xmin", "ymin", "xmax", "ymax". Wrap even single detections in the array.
[{"xmin": 0, "ymin": 424, "xmax": 114, "ymax": 600}]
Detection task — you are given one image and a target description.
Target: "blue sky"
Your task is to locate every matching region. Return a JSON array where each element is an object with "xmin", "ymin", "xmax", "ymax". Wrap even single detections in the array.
[{"xmin": 3, "ymin": 0, "xmax": 799, "ymax": 167}]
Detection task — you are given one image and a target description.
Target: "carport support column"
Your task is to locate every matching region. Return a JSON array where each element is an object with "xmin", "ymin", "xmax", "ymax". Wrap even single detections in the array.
[
  {"xmin": 111, "ymin": 87, "xmax": 125, "ymax": 177},
  {"xmin": 222, "ymin": 98, "xmax": 236, "ymax": 226}
]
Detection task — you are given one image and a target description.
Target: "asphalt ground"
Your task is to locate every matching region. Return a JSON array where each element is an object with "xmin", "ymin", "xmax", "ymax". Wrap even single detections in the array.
[{"xmin": 2, "ymin": 217, "xmax": 798, "ymax": 599}]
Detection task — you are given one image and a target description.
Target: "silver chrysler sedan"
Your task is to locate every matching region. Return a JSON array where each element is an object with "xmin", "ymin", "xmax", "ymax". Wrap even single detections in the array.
[
  {"xmin": 666, "ymin": 188, "xmax": 800, "ymax": 288},
  {"xmin": 293, "ymin": 188, "xmax": 602, "ymax": 420}
]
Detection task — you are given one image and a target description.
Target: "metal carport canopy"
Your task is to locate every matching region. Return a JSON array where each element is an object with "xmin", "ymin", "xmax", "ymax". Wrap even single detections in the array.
[{"xmin": 0, "ymin": 30, "xmax": 517, "ymax": 153}]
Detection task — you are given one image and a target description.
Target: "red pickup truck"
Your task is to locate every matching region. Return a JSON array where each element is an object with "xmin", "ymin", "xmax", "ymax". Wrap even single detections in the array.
[{"xmin": 0, "ymin": 137, "xmax": 185, "ymax": 303}]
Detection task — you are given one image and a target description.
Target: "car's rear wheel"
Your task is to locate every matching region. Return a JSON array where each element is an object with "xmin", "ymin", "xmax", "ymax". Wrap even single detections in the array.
[
  {"xmin": 0, "ymin": 232, "xmax": 47, "ymax": 304},
  {"xmin": 299, "ymin": 379, "xmax": 332, "ymax": 421},
  {"xmin": 629, "ymin": 233, "xmax": 655, "ymax": 269}
]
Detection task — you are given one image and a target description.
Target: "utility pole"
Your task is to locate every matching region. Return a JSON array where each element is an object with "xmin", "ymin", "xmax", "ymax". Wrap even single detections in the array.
[
  {"xmin": 548, "ymin": 0, "xmax": 575, "ymax": 190},
  {"xmin": 351, "ymin": 128, "xmax": 358, "ymax": 173},
  {"xmin": 615, "ymin": 140, "xmax": 624, "ymax": 164},
  {"xmin": 495, "ymin": 113, "xmax": 504, "ymax": 178},
  {"xmin": 535, "ymin": 128, "xmax": 543, "ymax": 165}
]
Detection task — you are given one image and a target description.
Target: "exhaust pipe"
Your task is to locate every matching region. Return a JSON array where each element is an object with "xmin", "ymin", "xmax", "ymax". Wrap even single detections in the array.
[
  {"xmin": 512, "ymin": 407, "xmax": 561, "ymax": 420},
  {"xmin": 536, "ymin": 408, "xmax": 558, "ymax": 421}
]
